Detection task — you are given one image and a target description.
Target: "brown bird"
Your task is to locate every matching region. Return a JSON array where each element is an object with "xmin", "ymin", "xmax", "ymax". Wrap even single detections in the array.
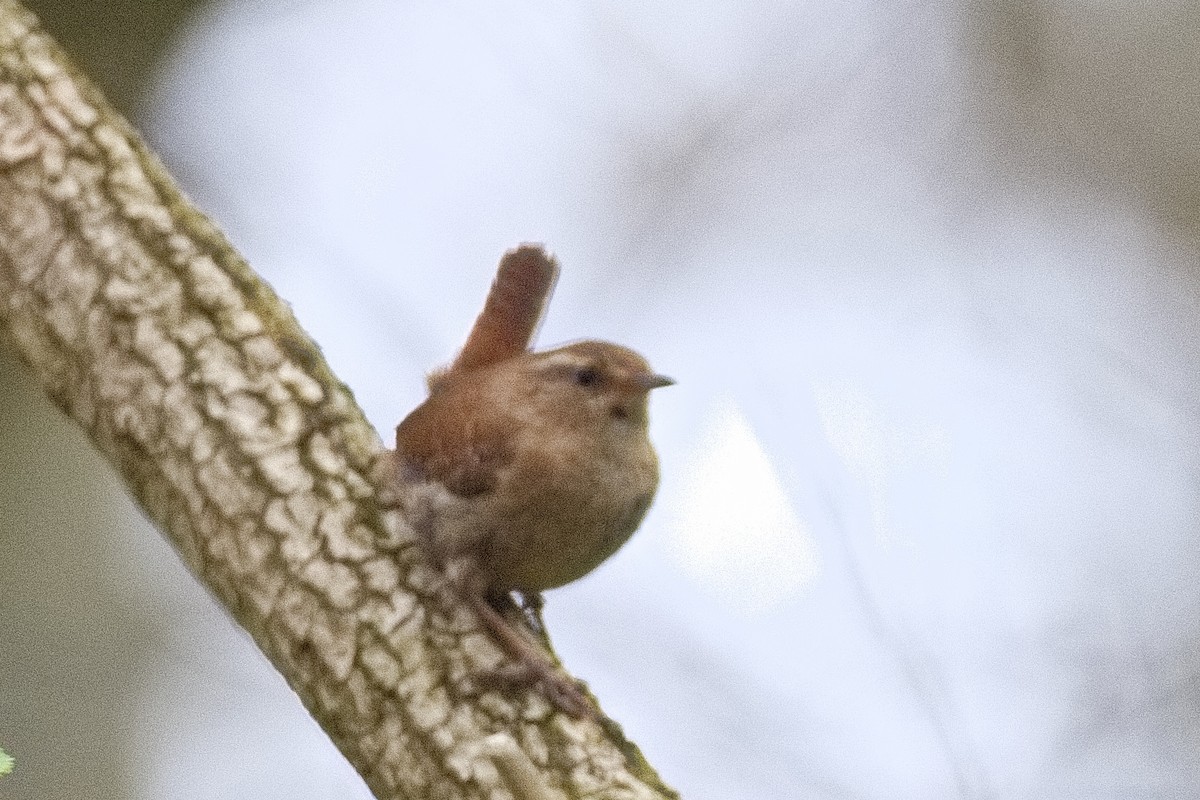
[{"xmin": 394, "ymin": 244, "xmax": 672, "ymax": 716}]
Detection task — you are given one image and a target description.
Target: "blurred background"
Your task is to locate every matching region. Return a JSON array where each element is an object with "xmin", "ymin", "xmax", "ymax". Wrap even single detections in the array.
[{"xmin": 3, "ymin": 1, "xmax": 1200, "ymax": 798}]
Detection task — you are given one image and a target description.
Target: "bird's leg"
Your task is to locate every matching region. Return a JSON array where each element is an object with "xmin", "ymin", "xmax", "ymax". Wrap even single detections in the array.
[
  {"xmin": 484, "ymin": 588, "xmax": 547, "ymax": 642},
  {"xmin": 514, "ymin": 590, "xmax": 547, "ymax": 639},
  {"xmin": 449, "ymin": 565, "xmax": 591, "ymax": 717},
  {"xmin": 466, "ymin": 590, "xmax": 593, "ymax": 718},
  {"xmin": 484, "ymin": 588, "xmax": 545, "ymax": 647},
  {"xmin": 429, "ymin": 545, "xmax": 592, "ymax": 717},
  {"xmin": 484, "ymin": 587, "xmax": 522, "ymax": 616}
]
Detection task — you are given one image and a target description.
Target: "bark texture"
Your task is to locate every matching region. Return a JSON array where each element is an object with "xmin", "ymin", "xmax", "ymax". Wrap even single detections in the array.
[{"xmin": 0, "ymin": 3, "xmax": 677, "ymax": 798}]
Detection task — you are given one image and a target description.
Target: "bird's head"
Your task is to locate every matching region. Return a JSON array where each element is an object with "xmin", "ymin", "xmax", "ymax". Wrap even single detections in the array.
[{"xmin": 522, "ymin": 340, "xmax": 673, "ymax": 430}]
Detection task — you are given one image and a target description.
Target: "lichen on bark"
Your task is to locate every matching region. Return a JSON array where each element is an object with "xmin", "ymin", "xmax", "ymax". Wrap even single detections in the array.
[{"xmin": 0, "ymin": 2, "xmax": 678, "ymax": 798}]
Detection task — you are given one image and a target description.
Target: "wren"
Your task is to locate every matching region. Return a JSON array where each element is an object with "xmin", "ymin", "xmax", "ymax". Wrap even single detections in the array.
[{"xmin": 393, "ymin": 244, "xmax": 671, "ymax": 716}]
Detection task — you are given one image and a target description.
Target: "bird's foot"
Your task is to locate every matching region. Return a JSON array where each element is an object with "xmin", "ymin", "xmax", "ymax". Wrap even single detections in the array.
[
  {"xmin": 478, "ymin": 660, "xmax": 594, "ymax": 719},
  {"xmin": 470, "ymin": 592, "xmax": 596, "ymax": 718}
]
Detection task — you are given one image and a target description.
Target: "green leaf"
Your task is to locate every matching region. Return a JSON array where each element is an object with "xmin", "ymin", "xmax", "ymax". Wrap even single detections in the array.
[{"xmin": 0, "ymin": 746, "xmax": 12, "ymax": 777}]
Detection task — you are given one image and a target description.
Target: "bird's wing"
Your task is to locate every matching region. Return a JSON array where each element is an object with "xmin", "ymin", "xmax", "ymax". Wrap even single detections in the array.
[{"xmin": 394, "ymin": 380, "xmax": 514, "ymax": 498}]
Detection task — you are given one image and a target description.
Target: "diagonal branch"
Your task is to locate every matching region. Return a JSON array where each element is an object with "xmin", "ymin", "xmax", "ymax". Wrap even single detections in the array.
[{"xmin": 0, "ymin": 3, "xmax": 678, "ymax": 798}]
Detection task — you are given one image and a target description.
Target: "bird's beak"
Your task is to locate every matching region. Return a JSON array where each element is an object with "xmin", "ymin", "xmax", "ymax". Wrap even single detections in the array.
[{"xmin": 635, "ymin": 372, "xmax": 675, "ymax": 390}]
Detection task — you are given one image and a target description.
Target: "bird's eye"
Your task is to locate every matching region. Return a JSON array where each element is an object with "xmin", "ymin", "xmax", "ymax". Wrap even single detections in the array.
[{"xmin": 573, "ymin": 366, "xmax": 601, "ymax": 388}]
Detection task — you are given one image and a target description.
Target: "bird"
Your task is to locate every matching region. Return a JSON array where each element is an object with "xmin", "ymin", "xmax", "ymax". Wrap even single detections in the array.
[{"xmin": 393, "ymin": 244, "xmax": 672, "ymax": 716}]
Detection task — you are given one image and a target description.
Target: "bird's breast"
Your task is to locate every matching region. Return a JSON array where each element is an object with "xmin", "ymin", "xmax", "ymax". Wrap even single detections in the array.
[{"xmin": 484, "ymin": 430, "xmax": 660, "ymax": 592}]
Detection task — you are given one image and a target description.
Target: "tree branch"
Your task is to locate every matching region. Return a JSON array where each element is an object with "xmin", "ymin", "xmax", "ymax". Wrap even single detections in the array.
[{"xmin": 0, "ymin": 3, "xmax": 678, "ymax": 798}]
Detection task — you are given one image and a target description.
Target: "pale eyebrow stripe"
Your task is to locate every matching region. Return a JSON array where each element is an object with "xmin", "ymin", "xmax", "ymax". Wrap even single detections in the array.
[{"xmin": 537, "ymin": 351, "xmax": 590, "ymax": 372}]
